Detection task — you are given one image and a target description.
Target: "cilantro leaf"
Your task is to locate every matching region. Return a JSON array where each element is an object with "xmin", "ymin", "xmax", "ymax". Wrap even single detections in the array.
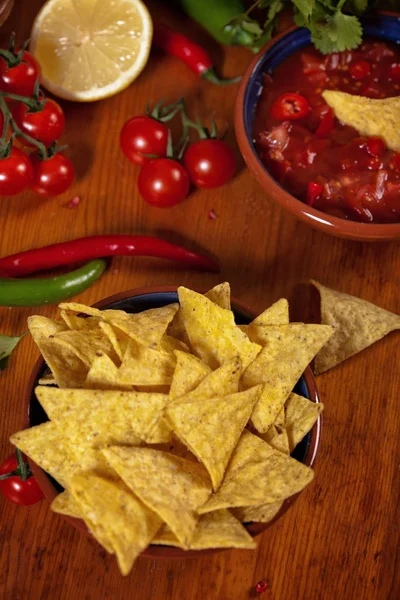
[
  {"xmin": 292, "ymin": 0, "xmax": 315, "ymax": 20},
  {"xmin": 326, "ymin": 10, "xmax": 363, "ymax": 51},
  {"xmin": 0, "ymin": 331, "xmax": 27, "ymax": 371},
  {"xmin": 346, "ymin": 0, "xmax": 368, "ymax": 14}
]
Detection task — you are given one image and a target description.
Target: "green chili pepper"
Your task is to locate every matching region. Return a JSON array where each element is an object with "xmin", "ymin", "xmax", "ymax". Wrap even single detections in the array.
[
  {"xmin": 0, "ymin": 259, "xmax": 106, "ymax": 307},
  {"xmin": 179, "ymin": 0, "xmax": 251, "ymax": 46}
]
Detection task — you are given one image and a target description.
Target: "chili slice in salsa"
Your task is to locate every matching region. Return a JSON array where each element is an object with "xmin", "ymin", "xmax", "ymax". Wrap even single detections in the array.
[{"xmin": 254, "ymin": 40, "xmax": 400, "ymax": 224}]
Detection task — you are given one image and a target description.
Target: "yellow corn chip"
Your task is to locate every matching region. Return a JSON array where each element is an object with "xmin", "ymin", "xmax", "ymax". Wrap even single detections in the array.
[
  {"xmin": 285, "ymin": 393, "xmax": 323, "ymax": 451},
  {"xmin": 98, "ymin": 321, "xmax": 125, "ymax": 361},
  {"xmin": 103, "ymin": 304, "xmax": 178, "ymax": 349},
  {"xmin": 205, "ymin": 282, "xmax": 231, "ymax": 310},
  {"xmin": 166, "ymin": 385, "xmax": 263, "ymax": 491},
  {"xmin": 119, "ymin": 340, "xmax": 176, "ymax": 386},
  {"xmin": 153, "ymin": 509, "xmax": 256, "ymax": 550},
  {"xmin": 58, "ymin": 302, "xmax": 103, "ymax": 318},
  {"xmin": 161, "ymin": 335, "xmax": 190, "ymax": 354},
  {"xmin": 241, "ymin": 323, "xmax": 332, "ymax": 433},
  {"xmin": 83, "ymin": 354, "xmax": 133, "ymax": 391},
  {"xmin": 323, "ymin": 91, "xmax": 400, "ymax": 151},
  {"xmin": 103, "ymin": 446, "xmax": 211, "ymax": 548},
  {"xmin": 36, "ymin": 386, "xmax": 166, "ymax": 445},
  {"xmin": 52, "ymin": 329, "xmax": 119, "ymax": 367},
  {"xmin": 178, "ymin": 287, "xmax": 261, "ymax": 370},
  {"xmin": 28, "ymin": 316, "xmax": 88, "ymax": 388},
  {"xmin": 198, "ymin": 430, "xmax": 314, "ymax": 513},
  {"xmin": 70, "ymin": 474, "xmax": 162, "ymax": 575},
  {"xmin": 232, "ymin": 501, "xmax": 283, "ymax": 524},
  {"xmin": 60, "ymin": 311, "xmax": 100, "ymax": 331},
  {"xmin": 311, "ymin": 280, "xmax": 400, "ymax": 374},
  {"xmin": 170, "ymin": 351, "xmax": 211, "ymax": 401},
  {"xmin": 261, "ymin": 426, "xmax": 290, "ymax": 455},
  {"xmin": 51, "ymin": 491, "xmax": 82, "ymax": 518},
  {"xmin": 38, "ymin": 373, "xmax": 56, "ymax": 386},
  {"xmin": 10, "ymin": 422, "xmax": 79, "ymax": 488}
]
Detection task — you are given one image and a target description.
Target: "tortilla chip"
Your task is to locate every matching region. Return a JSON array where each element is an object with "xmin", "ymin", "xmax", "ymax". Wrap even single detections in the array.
[
  {"xmin": 38, "ymin": 373, "xmax": 56, "ymax": 386},
  {"xmin": 169, "ymin": 351, "xmax": 211, "ymax": 401},
  {"xmin": 103, "ymin": 446, "xmax": 211, "ymax": 548},
  {"xmin": 36, "ymin": 387, "xmax": 166, "ymax": 445},
  {"xmin": 323, "ymin": 91, "xmax": 400, "ymax": 152},
  {"xmin": 153, "ymin": 509, "xmax": 256, "ymax": 550},
  {"xmin": 58, "ymin": 302, "xmax": 103, "ymax": 318},
  {"xmin": 60, "ymin": 311, "xmax": 100, "ymax": 331},
  {"xmin": 10, "ymin": 422, "xmax": 79, "ymax": 488},
  {"xmin": 51, "ymin": 329, "xmax": 119, "ymax": 367},
  {"xmin": 98, "ymin": 321, "xmax": 125, "ymax": 361},
  {"xmin": 51, "ymin": 491, "xmax": 82, "ymax": 518},
  {"xmin": 232, "ymin": 501, "xmax": 283, "ymax": 524},
  {"xmin": 171, "ymin": 357, "xmax": 241, "ymax": 405},
  {"xmin": 103, "ymin": 304, "xmax": 178, "ymax": 349},
  {"xmin": 178, "ymin": 287, "xmax": 261, "ymax": 370},
  {"xmin": 83, "ymin": 354, "xmax": 133, "ymax": 391},
  {"xmin": 118, "ymin": 340, "xmax": 176, "ymax": 386},
  {"xmin": 70, "ymin": 474, "xmax": 162, "ymax": 575},
  {"xmin": 241, "ymin": 323, "xmax": 332, "ymax": 433},
  {"xmin": 166, "ymin": 385, "xmax": 263, "ymax": 491},
  {"xmin": 261, "ymin": 426, "xmax": 290, "ymax": 455},
  {"xmin": 240, "ymin": 299, "xmax": 290, "ymax": 339},
  {"xmin": 198, "ymin": 430, "xmax": 314, "ymax": 513},
  {"xmin": 205, "ymin": 282, "xmax": 231, "ymax": 310},
  {"xmin": 311, "ymin": 280, "xmax": 400, "ymax": 374},
  {"xmin": 285, "ymin": 393, "xmax": 323, "ymax": 451}
]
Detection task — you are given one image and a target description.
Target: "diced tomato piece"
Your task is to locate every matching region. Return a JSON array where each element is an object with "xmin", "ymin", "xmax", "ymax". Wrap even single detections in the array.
[
  {"xmin": 349, "ymin": 60, "xmax": 371, "ymax": 80},
  {"xmin": 306, "ymin": 181, "xmax": 323, "ymax": 206},
  {"xmin": 307, "ymin": 71, "xmax": 328, "ymax": 86},
  {"xmin": 270, "ymin": 93, "xmax": 310, "ymax": 121},
  {"xmin": 366, "ymin": 137, "xmax": 386, "ymax": 157},
  {"xmin": 301, "ymin": 53, "xmax": 325, "ymax": 74},
  {"xmin": 389, "ymin": 63, "xmax": 400, "ymax": 80},
  {"xmin": 391, "ymin": 153, "xmax": 400, "ymax": 171},
  {"xmin": 363, "ymin": 43, "xmax": 394, "ymax": 62},
  {"xmin": 367, "ymin": 157, "xmax": 382, "ymax": 170},
  {"xmin": 316, "ymin": 109, "xmax": 335, "ymax": 138},
  {"xmin": 258, "ymin": 122, "xmax": 291, "ymax": 152}
]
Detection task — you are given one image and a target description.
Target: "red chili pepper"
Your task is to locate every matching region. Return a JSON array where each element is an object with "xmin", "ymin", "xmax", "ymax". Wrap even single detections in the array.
[
  {"xmin": 349, "ymin": 60, "xmax": 371, "ymax": 80},
  {"xmin": 315, "ymin": 108, "xmax": 335, "ymax": 138},
  {"xmin": 366, "ymin": 137, "xmax": 386, "ymax": 157},
  {"xmin": 152, "ymin": 22, "xmax": 241, "ymax": 86},
  {"xmin": 306, "ymin": 181, "xmax": 323, "ymax": 206},
  {"xmin": 0, "ymin": 235, "xmax": 220, "ymax": 277},
  {"xmin": 270, "ymin": 93, "xmax": 310, "ymax": 121}
]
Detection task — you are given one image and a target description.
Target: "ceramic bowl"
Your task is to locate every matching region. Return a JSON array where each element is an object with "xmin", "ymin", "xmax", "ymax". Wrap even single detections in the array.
[
  {"xmin": 25, "ymin": 286, "xmax": 321, "ymax": 559},
  {"xmin": 235, "ymin": 13, "xmax": 400, "ymax": 241}
]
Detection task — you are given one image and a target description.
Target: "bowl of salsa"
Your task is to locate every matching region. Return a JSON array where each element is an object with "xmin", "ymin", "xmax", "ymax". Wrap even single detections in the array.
[{"xmin": 235, "ymin": 13, "xmax": 400, "ymax": 241}]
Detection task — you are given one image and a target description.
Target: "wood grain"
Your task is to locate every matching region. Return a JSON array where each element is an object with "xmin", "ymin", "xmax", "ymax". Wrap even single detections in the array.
[{"xmin": 0, "ymin": 2, "xmax": 399, "ymax": 599}]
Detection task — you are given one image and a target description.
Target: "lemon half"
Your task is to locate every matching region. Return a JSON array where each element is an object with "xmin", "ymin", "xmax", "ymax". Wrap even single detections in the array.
[{"xmin": 30, "ymin": 0, "xmax": 153, "ymax": 102}]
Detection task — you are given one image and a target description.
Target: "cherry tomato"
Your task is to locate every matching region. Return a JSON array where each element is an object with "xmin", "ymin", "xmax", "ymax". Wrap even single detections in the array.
[
  {"xmin": 349, "ymin": 60, "xmax": 371, "ymax": 80},
  {"xmin": 183, "ymin": 139, "xmax": 236, "ymax": 189},
  {"xmin": 12, "ymin": 98, "xmax": 65, "ymax": 147},
  {"xmin": 366, "ymin": 137, "xmax": 386, "ymax": 158},
  {"xmin": 270, "ymin": 93, "xmax": 310, "ymax": 121},
  {"xmin": 120, "ymin": 116, "xmax": 169, "ymax": 166},
  {"xmin": 30, "ymin": 153, "xmax": 74, "ymax": 197},
  {"xmin": 0, "ymin": 147, "xmax": 33, "ymax": 195},
  {"xmin": 138, "ymin": 158, "xmax": 190, "ymax": 207},
  {"xmin": 0, "ymin": 51, "xmax": 41, "ymax": 97},
  {"xmin": 0, "ymin": 454, "xmax": 43, "ymax": 506}
]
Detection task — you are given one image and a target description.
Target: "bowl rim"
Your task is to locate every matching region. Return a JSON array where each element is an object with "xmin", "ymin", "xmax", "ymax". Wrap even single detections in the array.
[
  {"xmin": 234, "ymin": 13, "xmax": 400, "ymax": 241},
  {"xmin": 24, "ymin": 285, "xmax": 321, "ymax": 560}
]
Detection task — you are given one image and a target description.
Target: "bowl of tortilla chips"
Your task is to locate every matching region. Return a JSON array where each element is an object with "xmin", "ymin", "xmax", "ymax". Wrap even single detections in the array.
[{"xmin": 16, "ymin": 284, "xmax": 332, "ymax": 575}]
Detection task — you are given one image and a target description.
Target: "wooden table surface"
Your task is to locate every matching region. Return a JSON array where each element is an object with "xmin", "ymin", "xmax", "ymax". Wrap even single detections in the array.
[{"xmin": 1, "ymin": 2, "xmax": 399, "ymax": 599}]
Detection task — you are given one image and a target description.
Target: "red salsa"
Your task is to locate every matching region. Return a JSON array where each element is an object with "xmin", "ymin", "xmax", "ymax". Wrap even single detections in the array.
[{"xmin": 254, "ymin": 40, "xmax": 400, "ymax": 223}]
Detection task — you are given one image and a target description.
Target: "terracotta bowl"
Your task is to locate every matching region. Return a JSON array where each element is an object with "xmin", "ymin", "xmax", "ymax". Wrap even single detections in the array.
[
  {"xmin": 235, "ymin": 12, "xmax": 400, "ymax": 242},
  {"xmin": 25, "ymin": 286, "xmax": 321, "ymax": 559}
]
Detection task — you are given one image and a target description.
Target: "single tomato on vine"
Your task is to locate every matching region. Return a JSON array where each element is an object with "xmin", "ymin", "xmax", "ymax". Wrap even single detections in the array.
[
  {"xmin": 138, "ymin": 158, "xmax": 190, "ymax": 207},
  {"xmin": 120, "ymin": 116, "xmax": 169, "ymax": 166},
  {"xmin": 0, "ymin": 147, "xmax": 33, "ymax": 195},
  {"xmin": 12, "ymin": 98, "xmax": 65, "ymax": 147},
  {"xmin": 0, "ymin": 453, "xmax": 43, "ymax": 506},
  {"xmin": 184, "ymin": 138, "xmax": 236, "ymax": 188},
  {"xmin": 0, "ymin": 50, "xmax": 41, "ymax": 97},
  {"xmin": 30, "ymin": 152, "xmax": 74, "ymax": 197}
]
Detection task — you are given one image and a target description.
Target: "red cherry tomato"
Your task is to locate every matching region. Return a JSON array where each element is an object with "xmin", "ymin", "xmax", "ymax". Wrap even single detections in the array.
[
  {"xmin": 12, "ymin": 98, "xmax": 65, "ymax": 147},
  {"xmin": 0, "ymin": 454, "xmax": 43, "ymax": 506},
  {"xmin": 366, "ymin": 137, "xmax": 386, "ymax": 158},
  {"xmin": 138, "ymin": 158, "xmax": 190, "ymax": 207},
  {"xmin": 349, "ymin": 60, "xmax": 371, "ymax": 80},
  {"xmin": 30, "ymin": 153, "xmax": 74, "ymax": 197},
  {"xmin": 120, "ymin": 116, "xmax": 169, "ymax": 166},
  {"xmin": 183, "ymin": 139, "xmax": 236, "ymax": 189},
  {"xmin": 0, "ymin": 51, "xmax": 41, "ymax": 97},
  {"xmin": 270, "ymin": 93, "xmax": 310, "ymax": 121},
  {"xmin": 0, "ymin": 147, "xmax": 33, "ymax": 195}
]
